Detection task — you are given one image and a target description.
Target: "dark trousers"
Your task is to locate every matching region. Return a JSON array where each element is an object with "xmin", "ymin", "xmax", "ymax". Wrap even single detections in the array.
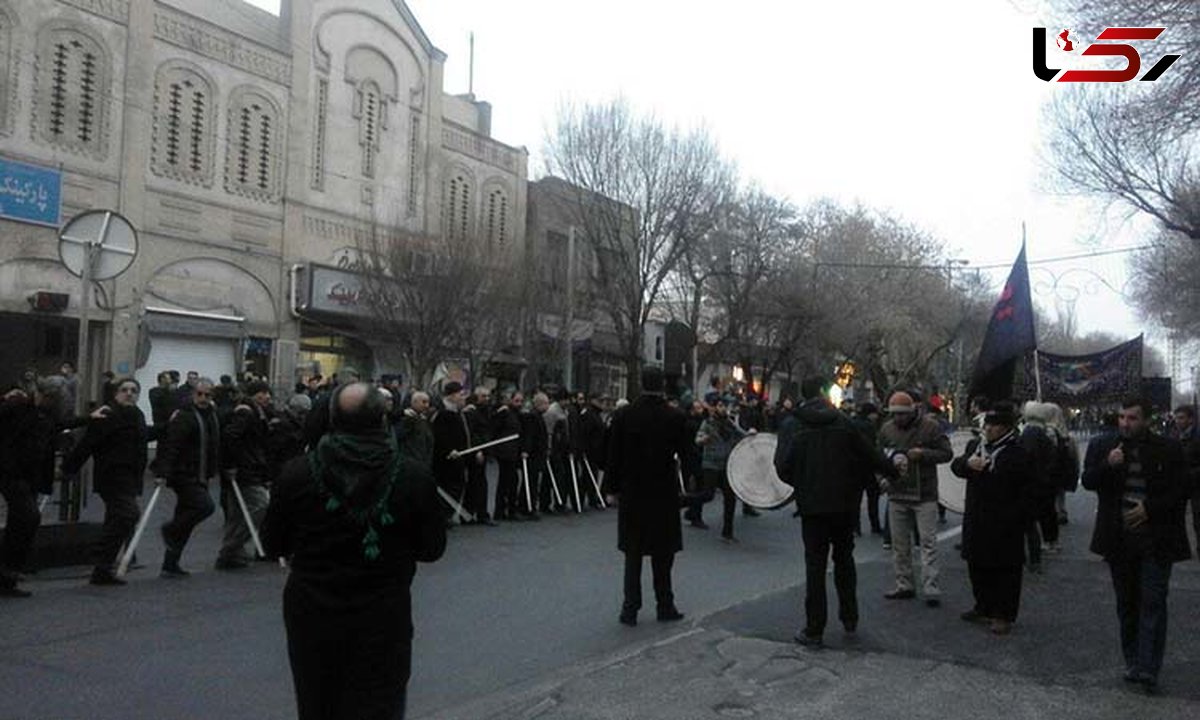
[
  {"xmin": 494, "ymin": 459, "xmax": 520, "ymax": 519},
  {"xmin": 1036, "ymin": 498, "xmax": 1059, "ymax": 544},
  {"xmin": 863, "ymin": 484, "xmax": 882, "ymax": 532},
  {"xmin": 967, "ymin": 563, "xmax": 1023, "ymax": 622},
  {"xmin": 465, "ymin": 462, "xmax": 489, "ymax": 520},
  {"xmin": 1025, "ymin": 521, "xmax": 1042, "ymax": 566},
  {"xmin": 687, "ymin": 468, "xmax": 738, "ymax": 537},
  {"xmin": 1108, "ymin": 550, "xmax": 1173, "ymax": 680},
  {"xmin": 0, "ymin": 478, "xmax": 40, "ymax": 575},
  {"xmin": 622, "ymin": 552, "xmax": 675, "ymax": 613},
  {"xmin": 285, "ymin": 582, "xmax": 411, "ymax": 720},
  {"xmin": 800, "ymin": 512, "xmax": 858, "ymax": 635},
  {"xmin": 162, "ymin": 481, "xmax": 215, "ymax": 556},
  {"xmin": 94, "ymin": 491, "xmax": 140, "ymax": 572}
]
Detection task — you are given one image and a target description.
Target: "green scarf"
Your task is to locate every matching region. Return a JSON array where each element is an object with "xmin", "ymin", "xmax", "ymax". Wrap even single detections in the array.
[{"xmin": 307, "ymin": 431, "xmax": 402, "ymax": 561}]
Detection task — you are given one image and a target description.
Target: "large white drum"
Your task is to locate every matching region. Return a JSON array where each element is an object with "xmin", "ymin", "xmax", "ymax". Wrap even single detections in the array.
[{"xmin": 726, "ymin": 433, "xmax": 795, "ymax": 509}]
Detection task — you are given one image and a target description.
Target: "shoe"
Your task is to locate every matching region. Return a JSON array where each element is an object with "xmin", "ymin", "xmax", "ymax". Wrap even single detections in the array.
[
  {"xmin": 657, "ymin": 607, "xmax": 685, "ymax": 622},
  {"xmin": 0, "ymin": 577, "xmax": 31, "ymax": 598},
  {"xmin": 160, "ymin": 567, "xmax": 190, "ymax": 579},
  {"xmin": 884, "ymin": 589, "xmax": 915, "ymax": 600},
  {"xmin": 843, "ymin": 621, "xmax": 858, "ymax": 634},
  {"xmin": 688, "ymin": 519, "xmax": 710, "ymax": 530},
  {"xmin": 742, "ymin": 507, "xmax": 760, "ymax": 517},
  {"xmin": 619, "ymin": 611, "xmax": 637, "ymax": 627},
  {"xmin": 793, "ymin": 630, "xmax": 824, "ymax": 648},
  {"xmin": 1044, "ymin": 542, "xmax": 1061, "ymax": 554},
  {"xmin": 960, "ymin": 609, "xmax": 989, "ymax": 625},
  {"xmin": 89, "ymin": 570, "xmax": 127, "ymax": 586},
  {"xmin": 989, "ymin": 619, "xmax": 1013, "ymax": 635},
  {"xmin": 792, "ymin": 508, "xmax": 802, "ymax": 518},
  {"xmin": 215, "ymin": 557, "xmax": 250, "ymax": 571},
  {"xmin": 925, "ymin": 597, "xmax": 942, "ymax": 608},
  {"xmin": 881, "ymin": 541, "xmax": 893, "ymax": 550},
  {"xmin": 720, "ymin": 534, "xmax": 739, "ymax": 544},
  {"xmin": 478, "ymin": 518, "xmax": 498, "ymax": 527}
]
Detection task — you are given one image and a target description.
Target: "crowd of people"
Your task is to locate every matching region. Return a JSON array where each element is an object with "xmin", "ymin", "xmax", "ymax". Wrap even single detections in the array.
[{"xmin": 3, "ymin": 361, "xmax": 1198, "ymax": 717}]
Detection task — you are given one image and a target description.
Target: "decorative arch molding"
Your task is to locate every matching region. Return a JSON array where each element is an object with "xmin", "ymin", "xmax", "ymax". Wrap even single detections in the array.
[
  {"xmin": 144, "ymin": 256, "xmax": 277, "ymax": 329},
  {"xmin": 480, "ymin": 178, "xmax": 513, "ymax": 247},
  {"xmin": 0, "ymin": 2, "xmax": 18, "ymax": 136},
  {"xmin": 151, "ymin": 59, "xmax": 218, "ymax": 187},
  {"xmin": 313, "ymin": 9, "xmax": 426, "ymax": 106},
  {"xmin": 31, "ymin": 19, "xmax": 114, "ymax": 159},
  {"xmin": 344, "ymin": 45, "xmax": 399, "ymax": 100}
]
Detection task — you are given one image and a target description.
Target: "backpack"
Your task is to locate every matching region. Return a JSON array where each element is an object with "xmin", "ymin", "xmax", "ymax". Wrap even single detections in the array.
[{"xmin": 1053, "ymin": 432, "xmax": 1079, "ymax": 492}]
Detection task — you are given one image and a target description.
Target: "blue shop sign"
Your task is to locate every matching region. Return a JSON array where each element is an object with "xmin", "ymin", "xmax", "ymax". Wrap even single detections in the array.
[{"xmin": 0, "ymin": 157, "xmax": 62, "ymax": 227}]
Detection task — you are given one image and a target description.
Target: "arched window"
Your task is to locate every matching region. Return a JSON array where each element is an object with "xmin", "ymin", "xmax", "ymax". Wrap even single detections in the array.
[
  {"xmin": 484, "ymin": 186, "xmax": 510, "ymax": 247},
  {"xmin": 151, "ymin": 63, "xmax": 215, "ymax": 185},
  {"xmin": 353, "ymin": 79, "xmax": 386, "ymax": 177},
  {"xmin": 33, "ymin": 23, "xmax": 111, "ymax": 157},
  {"xmin": 224, "ymin": 87, "xmax": 281, "ymax": 202},
  {"xmin": 443, "ymin": 171, "xmax": 472, "ymax": 240}
]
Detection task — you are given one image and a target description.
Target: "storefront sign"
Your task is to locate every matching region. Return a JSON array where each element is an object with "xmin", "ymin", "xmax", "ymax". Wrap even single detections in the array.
[
  {"xmin": 0, "ymin": 157, "xmax": 62, "ymax": 227},
  {"xmin": 298, "ymin": 264, "xmax": 368, "ymax": 318}
]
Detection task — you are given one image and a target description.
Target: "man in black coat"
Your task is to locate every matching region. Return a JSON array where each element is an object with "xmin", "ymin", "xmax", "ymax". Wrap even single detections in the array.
[
  {"xmin": 462, "ymin": 388, "xmax": 494, "ymax": 523},
  {"xmin": 262, "ymin": 382, "xmax": 446, "ymax": 720},
  {"xmin": 155, "ymin": 378, "xmax": 221, "ymax": 578},
  {"xmin": 1082, "ymin": 395, "xmax": 1192, "ymax": 692},
  {"xmin": 575, "ymin": 394, "xmax": 607, "ymax": 508},
  {"xmin": 774, "ymin": 376, "xmax": 895, "ymax": 647},
  {"xmin": 217, "ymin": 381, "xmax": 274, "ymax": 570},
  {"xmin": 0, "ymin": 384, "xmax": 61, "ymax": 598},
  {"xmin": 602, "ymin": 368, "xmax": 689, "ymax": 626},
  {"xmin": 303, "ymin": 367, "xmax": 361, "ymax": 450},
  {"xmin": 1169, "ymin": 404, "xmax": 1200, "ymax": 558},
  {"xmin": 396, "ymin": 391, "xmax": 434, "ymax": 470},
  {"xmin": 951, "ymin": 402, "xmax": 1033, "ymax": 636},
  {"xmin": 431, "ymin": 382, "xmax": 474, "ymax": 524},
  {"xmin": 64, "ymin": 378, "xmax": 156, "ymax": 586},
  {"xmin": 490, "ymin": 391, "xmax": 524, "ymax": 521}
]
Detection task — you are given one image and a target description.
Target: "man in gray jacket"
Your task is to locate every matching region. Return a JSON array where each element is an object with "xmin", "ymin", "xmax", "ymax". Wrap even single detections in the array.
[{"xmin": 877, "ymin": 391, "xmax": 953, "ymax": 607}]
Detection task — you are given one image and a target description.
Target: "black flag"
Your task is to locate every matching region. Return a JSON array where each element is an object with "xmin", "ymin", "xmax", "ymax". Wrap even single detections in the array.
[{"xmin": 970, "ymin": 244, "xmax": 1037, "ymax": 401}]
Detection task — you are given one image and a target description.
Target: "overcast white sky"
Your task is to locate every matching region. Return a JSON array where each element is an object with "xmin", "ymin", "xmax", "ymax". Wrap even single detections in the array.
[{"xmin": 248, "ymin": 0, "xmax": 1172, "ymax": 369}]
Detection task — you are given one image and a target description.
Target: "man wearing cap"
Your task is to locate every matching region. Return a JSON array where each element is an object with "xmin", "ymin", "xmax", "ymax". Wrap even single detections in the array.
[
  {"xmin": 951, "ymin": 401, "xmax": 1034, "ymax": 635},
  {"xmin": 432, "ymin": 382, "xmax": 478, "ymax": 524},
  {"xmin": 877, "ymin": 390, "xmax": 953, "ymax": 606}
]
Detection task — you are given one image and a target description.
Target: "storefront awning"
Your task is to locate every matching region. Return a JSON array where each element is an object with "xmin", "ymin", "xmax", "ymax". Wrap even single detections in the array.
[{"xmin": 143, "ymin": 307, "xmax": 244, "ymax": 339}]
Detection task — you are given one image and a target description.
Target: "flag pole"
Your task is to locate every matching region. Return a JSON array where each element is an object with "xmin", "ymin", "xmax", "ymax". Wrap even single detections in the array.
[{"xmin": 1023, "ymin": 222, "xmax": 1042, "ymax": 402}]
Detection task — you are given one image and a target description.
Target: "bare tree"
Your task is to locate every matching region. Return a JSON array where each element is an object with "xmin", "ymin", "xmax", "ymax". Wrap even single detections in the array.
[
  {"xmin": 1044, "ymin": 2, "xmax": 1200, "ymax": 239},
  {"xmin": 354, "ymin": 226, "xmax": 522, "ymax": 390},
  {"xmin": 544, "ymin": 99, "xmax": 736, "ymax": 390},
  {"xmin": 1128, "ymin": 231, "xmax": 1200, "ymax": 335}
]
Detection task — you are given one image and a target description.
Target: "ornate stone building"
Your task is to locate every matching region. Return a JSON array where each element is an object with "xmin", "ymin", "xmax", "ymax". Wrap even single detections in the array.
[{"xmin": 0, "ymin": 0, "xmax": 528, "ymax": 411}]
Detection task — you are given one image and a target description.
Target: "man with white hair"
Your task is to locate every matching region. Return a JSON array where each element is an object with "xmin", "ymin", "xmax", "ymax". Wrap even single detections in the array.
[{"xmin": 398, "ymin": 391, "xmax": 434, "ymax": 468}]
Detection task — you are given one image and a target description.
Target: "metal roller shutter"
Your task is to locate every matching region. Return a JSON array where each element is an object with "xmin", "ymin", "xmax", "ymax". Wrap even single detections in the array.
[{"xmin": 135, "ymin": 334, "xmax": 238, "ymax": 416}]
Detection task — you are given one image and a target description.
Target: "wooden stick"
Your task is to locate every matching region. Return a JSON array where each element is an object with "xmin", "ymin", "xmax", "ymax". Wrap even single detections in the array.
[
  {"xmin": 582, "ymin": 457, "xmax": 606, "ymax": 508},
  {"xmin": 448, "ymin": 434, "xmax": 520, "ymax": 460},
  {"xmin": 117, "ymin": 482, "xmax": 162, "ymax": 577},
  {"xmin": 230, "ymin": 478, "xmax": 266, "ymax": 559},
  {"xmin": 568, "ymin": 453, "xmax": 583, "ymax": 513}
]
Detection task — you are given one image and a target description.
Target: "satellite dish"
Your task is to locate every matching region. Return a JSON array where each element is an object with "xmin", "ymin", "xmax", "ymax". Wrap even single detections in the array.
[{"xmin": 58, "ymin": 210, "xmax": 138, "ymax": 281}]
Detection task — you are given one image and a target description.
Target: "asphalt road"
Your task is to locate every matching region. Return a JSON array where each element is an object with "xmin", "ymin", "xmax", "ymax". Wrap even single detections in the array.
[{"xmin": 3, "ymin": 437, "xmax": 1198, "ymax": 719}]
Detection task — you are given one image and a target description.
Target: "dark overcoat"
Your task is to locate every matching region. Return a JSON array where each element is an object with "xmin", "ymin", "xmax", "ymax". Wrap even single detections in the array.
[
  {"xmin": 63, "ymin": 404, "xmax": 153, "ymax": 496},
  {"xmin": 602, "ymin": 394, "xmax": 689, "ymax": 556},
  {"xmin": 1081, "ymin": 431, "xmax": 1192, "ymax": 564},
  {"xmin": 951, "ymin": 437, "xmax": 1034, "ymax": 568}
]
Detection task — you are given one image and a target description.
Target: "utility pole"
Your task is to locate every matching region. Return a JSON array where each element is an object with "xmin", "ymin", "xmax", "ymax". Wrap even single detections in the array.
[
  {"xmin": 468, "ymin": 32, "xmax": 475, "ymax": 97},
  {"xmin": 563, "ymin": 226, "xmax": 576, "ymax": 391}
]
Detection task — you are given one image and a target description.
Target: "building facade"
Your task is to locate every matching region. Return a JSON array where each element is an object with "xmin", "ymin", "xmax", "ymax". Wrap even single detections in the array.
[{"xmin": 0, "ymin": 0, "xmax": 527, "ymax": 412}]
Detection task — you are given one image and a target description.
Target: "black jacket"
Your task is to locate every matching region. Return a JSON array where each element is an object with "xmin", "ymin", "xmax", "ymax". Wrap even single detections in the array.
[
  {"xmin": 1081, "ymin": 431, "xmax": 1192, "ymax": 564},
  {"xmin": 577, "ymin": 405, "xmax": 606, "ymax": 468},
  {"xmin": 951, "ymin": 435, "xmax": 1034, "ymax": 568},
  {"xmin": 488, "ymin": 405, "xmax": 523, "ymax": 463},
  {"xmin": 64, "ymin": 404, "xmax": 154, "ymax": 496},
  {"xmin": 774, "ymin": 399, "xmax": 895, "ymax": 516},
  {"xmin": 519, "ymin": 409, "xmax": 547, "ymax": 459},
  {"xmin": 155, "ymin": 403, "xmax": 221, "ymax": 486},
  {"xmin": 148, "ymin": 386, "xmax": 177, "ymax": 427},
  {"xmin": 262, "ymin": 442, "xmax": 446, "ymax": 620},
  {"xmin": 431, "ymin": 406, "xmax": 471, "ymax": 490},
  {"xmin": 222, "ymin": 405, "xmax": 273, "ymax": 485},
  {"xmin": 602, "ymin": 394, "xmax": 690, "ymax": 556},
  {"xmin": 0, "ymin": 398, "xmax": 57, "ymax": 494},
  {"xmin": 266, "ymin": 412, "xmax": 306, "ymax": 482}
]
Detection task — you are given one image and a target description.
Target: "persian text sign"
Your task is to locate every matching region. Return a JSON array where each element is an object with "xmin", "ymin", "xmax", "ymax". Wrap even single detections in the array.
[{"xmin": 0, "ymin": 157, "xmax": 62, "ymax": 227}]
